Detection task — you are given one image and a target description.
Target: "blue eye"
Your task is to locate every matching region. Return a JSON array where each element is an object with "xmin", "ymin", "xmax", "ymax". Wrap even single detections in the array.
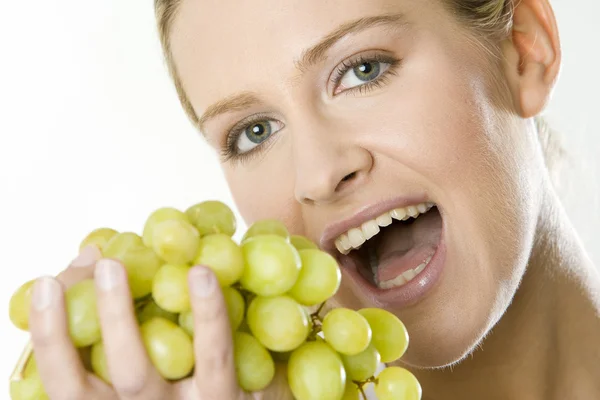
[
  {"xmin": 338, "ymin": 60, "xmax": 392, "ymax": 91},
  {"xmin": 236, "ymin": 119, "xmax": 283, "ymax": 153}
]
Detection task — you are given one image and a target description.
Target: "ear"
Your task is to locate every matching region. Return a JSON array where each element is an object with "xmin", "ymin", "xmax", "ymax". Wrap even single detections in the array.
[{"xmin": 502, "ymin": 0, "xmax": 562, "ymax": 118}]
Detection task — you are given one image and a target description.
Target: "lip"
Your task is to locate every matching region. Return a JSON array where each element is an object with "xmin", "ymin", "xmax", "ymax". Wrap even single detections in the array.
[
  {"xmin": 319, "ymin": 194, "xmax": 431, "ymax": 253},
  {"xmin": 340, "ymin": 227, "xmax": 446, "ymax": 309}
]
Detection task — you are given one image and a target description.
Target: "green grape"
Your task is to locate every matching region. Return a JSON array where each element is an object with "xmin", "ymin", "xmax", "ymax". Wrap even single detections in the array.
[
  {"xmin": 185, "ymin": 200, "xmax": 236, "ymax": 237},
  {"xmin": 142, "ymin": 207, "xmax": 188, "ymax": 248},
  {"xmin": 137, "ymin": 299, "xmax": 178, "ymax": 325},
  {"xmin": 341, "ymin": 380, "xmax": 361, "ymax": 400},
  {"xmin": 288, "ymin": 341, "xmax": 346, "ymax": 400},
  {"xmin": 289, "ymin": 235, "xmax": 318, "ymax": 250},
  {"xmin": 103, "ymin": 232, "xmax": 155, "ymax": 298},
  {"xmin": 152, "ymin": 264, "xmax": 191, "ymax": 313},
  {"xmin": 178, "ymin": 286, "xmax": 245, "ymax": 336},
  {"xmin": 340, "ymin": 343, "xmax": 380, "ymax": 381},
  {"xmin": 178, "ymin": 310, "xmax": 194, "ymax": 337},
  {"xmin": 10, "ymin": 354, "xmax": 48, "ymax": 400},
  {"xmin": 91, "ymin": 341, "xmax": 111, "ymax": 384},
  {"xmin": 79, "ymin": 228, "xmax": 119, "ymax": 253},
  {"xmin": 121, "ymin": 245, "xmax": 163, "ymax": 299},
  {"xmin": 9, "ymin": 280, "xmax": 35, "ymax": 331},
  {"xmin": 374, "ymin": 367, "xmax": 422, "ymax": 400},
  {"xmin": 240, "ymin": 235, "xmax": 301, "ymax": 296},
  {"xmin": 152, "ymin": 219, "xmax": 200, "ymax": 265},
  {"xmin": 322, "ymin": 308, "xmax": 371, "ymax": 356},
  {"xmin": 10, "ymin": 369, "xmax": 49, "ymax": 400},
  {"xmin": 65, "ymin": 279, "xmax": 101, "ymax": 347},
  {"xmin": 358, "ymin": 308, "xmax": 409, "ymax": 363},
  {"xmin": 193, "ymin": 234, "xmax": 244, "ymax": 287},
  {"xmin": 246, "ymin": 295, "xmax": 310, "ymax": 352},
  {"xmin": 288, "ymin": 249, "xmax": 341, "ymax": 306},
  {"xmin": 233, "ymin": 331, "xmax": 275, "ymax": 392},
  {"xmin": 103, "ymin": 232, "xmax": 144, "ymax": 259},
  {"xmin": 242, "ymin": 219, "xmax": 289, "ymax": 242},
  {"xmin": 223, "ymin": 286, "xmax": 245, "ymax": 331},
  {"xmin": 140, "ymin": 317, "xmax": 195, "ymax": 380}
]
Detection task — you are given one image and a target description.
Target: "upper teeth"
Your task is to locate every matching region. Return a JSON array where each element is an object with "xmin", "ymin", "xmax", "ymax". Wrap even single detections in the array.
[{"xmin": 335, "ymin": 202, "xmax": 434, "ymax": 255}]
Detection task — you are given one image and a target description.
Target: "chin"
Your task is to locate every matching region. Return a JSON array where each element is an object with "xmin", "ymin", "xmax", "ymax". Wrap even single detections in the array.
[
  {"xmin": 336, "ymin": 269, "xmax": 501, "ymax": 370},
  {"xmin": 394, "ymin": 305, "xmax": 498, "ymax": 369}
]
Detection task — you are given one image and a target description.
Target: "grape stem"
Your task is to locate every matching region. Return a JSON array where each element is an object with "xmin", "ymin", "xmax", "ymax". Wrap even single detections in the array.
[
  {"xmin": 353, "ymin": 376, "xmax": 378, "ymax": 400},
  {"xmin": 358, "ymin": 386, "xmax": 367, "ymax": 399},
  {"xmin": 312, "ymin": 301, "xmax": 326, "ymax": 317},
  {"xmin": 134, "ymin": 294, "xmax": 153, "ymax": 311},
  {"xmin": 306, "ymin": 302, "xmax": 326, "ymax": 341}
]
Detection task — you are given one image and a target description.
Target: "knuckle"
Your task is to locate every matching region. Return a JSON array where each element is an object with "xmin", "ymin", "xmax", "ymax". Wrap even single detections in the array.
[
  {"xmin": 99, "ymin": 296, "xmax": 131, "ymax": 320},
  {"xmin": 29, "ymin": 323, "xmax": 56, "ymax": 348},
  {"xmin": 50, "ymin": 380, "xmax": 88, "ymax": 400},
  {"xmin": 29, "ymin": 313, "xmax": 66, "ymax": 349},
  {"xmin": 112, "ymin": 367, "xmax": 151, "ymax": 397},
  {"xmin": 194, "ymin": 298, "xmax": 226, "ymax": 323},
  {"xmin": 204, "ymin": 347, "xmax": 234, "ymax": 372},
  {"xmin": 68, "ymin": 385, "xmax": 88, "ymax": 400},
  {"xmin": 97, "ymin": 293, "xmax": 135, "ymax": 325}
]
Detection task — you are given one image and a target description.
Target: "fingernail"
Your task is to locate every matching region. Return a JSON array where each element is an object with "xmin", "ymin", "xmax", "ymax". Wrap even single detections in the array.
[
  {"xmin": 95, "ymin": 259, "xmax": 124, "ymax": 291},
  {"xmin": 71, "ymin": 245, "xmax": 101, "ymax": 268},
  {"xmin": 189, "ymin": 266, "xmax": 215, "ymax": 298},
  {"xmin": 32, "ymin": 277, "xmax": 57, "ymax": 311}
]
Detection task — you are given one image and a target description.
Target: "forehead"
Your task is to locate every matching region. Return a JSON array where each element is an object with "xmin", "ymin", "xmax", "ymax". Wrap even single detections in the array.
[{"xmin": 170, "ymin": 0, "xmax": 444, "ymax": 118}]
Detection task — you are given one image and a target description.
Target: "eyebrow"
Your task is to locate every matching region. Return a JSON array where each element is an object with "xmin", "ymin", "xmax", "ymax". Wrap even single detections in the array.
[
  {"xmin": 197, "ymin": 13, "xmax": 406, "ymax": 132},
  {"xmin": 198, "ymin": 91, "xmax": 260, "ymax": 133}
]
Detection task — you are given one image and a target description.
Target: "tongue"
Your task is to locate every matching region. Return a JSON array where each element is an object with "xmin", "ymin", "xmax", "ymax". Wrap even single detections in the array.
[{"xmin": 374, "ymin": 209, "xmax": 442, "ymax": 283}]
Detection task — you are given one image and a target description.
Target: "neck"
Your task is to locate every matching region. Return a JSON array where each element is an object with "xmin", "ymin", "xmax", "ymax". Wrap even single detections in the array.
[{"xmin": 416, "ymin": 185, "xmax": 600, "ymax": 400}]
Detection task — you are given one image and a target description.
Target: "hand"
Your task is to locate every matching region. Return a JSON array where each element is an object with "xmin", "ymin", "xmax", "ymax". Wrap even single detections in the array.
[{"xmin": 28, "ymin": 246, "xmax": 293, "ymax": 400}]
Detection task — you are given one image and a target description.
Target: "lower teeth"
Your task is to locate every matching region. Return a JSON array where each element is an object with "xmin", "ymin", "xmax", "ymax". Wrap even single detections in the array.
[
  {"xmin": 378, "ymin": 255, "xmax": 433, "ymax": 289},
  {"xmin": 369, "ymin": 247, "xmax": 379, "ymax": 284}
]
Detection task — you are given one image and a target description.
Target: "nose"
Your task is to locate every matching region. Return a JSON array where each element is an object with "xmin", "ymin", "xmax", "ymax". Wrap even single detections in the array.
[{"xmin": 293, "ymin": 116, "xmax": 373, "ymax": 206}]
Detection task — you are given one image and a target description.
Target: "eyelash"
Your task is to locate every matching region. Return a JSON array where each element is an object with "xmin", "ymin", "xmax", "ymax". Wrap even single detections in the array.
[
  {"xmin": 220, "ymin": 113, "xmax": 274, "ymax": 164},
  {"xmin": 222, "ymin": 53, "xmax": 401, "ymax": 164},
  {"xmin": 331, "ymin": 53, "xmax": 401, "ymax": 95}
]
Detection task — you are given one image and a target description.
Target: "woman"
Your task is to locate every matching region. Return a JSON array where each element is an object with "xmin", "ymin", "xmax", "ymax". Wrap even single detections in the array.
[{"xmin": 26, "ymin": 0, "xmax": 600, "ymax": 398}]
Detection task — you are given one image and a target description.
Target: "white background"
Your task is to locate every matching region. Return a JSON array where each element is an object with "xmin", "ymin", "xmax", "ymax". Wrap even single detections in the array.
[{"xmin": 0, "ymin": 1, "xmax": 598, "ymax": 396}]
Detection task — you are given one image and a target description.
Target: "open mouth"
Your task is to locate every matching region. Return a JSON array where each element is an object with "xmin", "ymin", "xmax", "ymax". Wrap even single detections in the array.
[{"xmin": 329, "ymin": 201, "xmax": 443, "ymax": 291}]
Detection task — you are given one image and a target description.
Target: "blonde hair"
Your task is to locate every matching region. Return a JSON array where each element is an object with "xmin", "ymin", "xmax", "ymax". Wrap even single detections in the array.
[{"xmin": 154, "ymin": 0, "xmax": 563, "ymax": 180}]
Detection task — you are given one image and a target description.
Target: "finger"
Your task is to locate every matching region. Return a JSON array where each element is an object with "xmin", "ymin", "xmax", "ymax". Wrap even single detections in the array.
[
  {"xmin": 94, "ymin": 258, "xmax": 171, "ymax": 400},
  {"xmin": 57, "ymin": 245, "xmax": 102, "ymax": 287},
  {"xmin": 190, "ymin": 266, "xmax": 241, "ymax": 398},
  {"xmin": 29, "ymin": 276, "xmax": 89, "ymax": 398}
]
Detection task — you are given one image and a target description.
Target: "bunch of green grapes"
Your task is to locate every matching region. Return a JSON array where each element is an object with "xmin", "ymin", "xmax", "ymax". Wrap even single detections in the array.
[{"xmin": 8, "ymin": 200, "xmax": 421, "ymax": 400}]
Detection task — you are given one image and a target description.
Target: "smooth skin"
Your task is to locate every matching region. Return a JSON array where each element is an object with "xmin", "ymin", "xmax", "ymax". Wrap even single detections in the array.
[{"xmin": 28, "ymin": 0, "xmax": 599, "ymax": 399}]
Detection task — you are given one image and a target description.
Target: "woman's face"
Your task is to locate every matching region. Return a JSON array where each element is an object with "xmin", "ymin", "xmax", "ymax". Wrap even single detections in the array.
[{"xmin": 170, "ymin": 0, "xmax": 543, "ymax": 368}]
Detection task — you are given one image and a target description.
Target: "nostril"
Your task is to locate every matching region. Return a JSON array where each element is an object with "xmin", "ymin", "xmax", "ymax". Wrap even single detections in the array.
[
  {"xmin": 335, "ymin": 171, "xmax": 358, "ymax": 193},
  {"xmin": 341, "ymin": 172, "xmax": 356, "ymax": 182}
]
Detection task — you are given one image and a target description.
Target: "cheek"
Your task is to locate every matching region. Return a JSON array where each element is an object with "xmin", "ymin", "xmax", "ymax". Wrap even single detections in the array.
[
  {"xmin": 222, "ymin": 155, "xmax": 300, "ymax": 230},
  {"xmin": 361, "ymin": 39, "xmax": 538, "ymax": 298},
  {"xmin": 366, "ymin": 48, "xmax": 515, "ymax": 184},
  {"xmin": 360, "ymin": 36, "xmax": 532, "ymax": 238}
]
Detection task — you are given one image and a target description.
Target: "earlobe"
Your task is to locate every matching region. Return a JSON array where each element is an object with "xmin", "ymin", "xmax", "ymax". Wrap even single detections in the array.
[{"xmin": 503, "ymin": 0, "xmax": 561, "ymax": 118}]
